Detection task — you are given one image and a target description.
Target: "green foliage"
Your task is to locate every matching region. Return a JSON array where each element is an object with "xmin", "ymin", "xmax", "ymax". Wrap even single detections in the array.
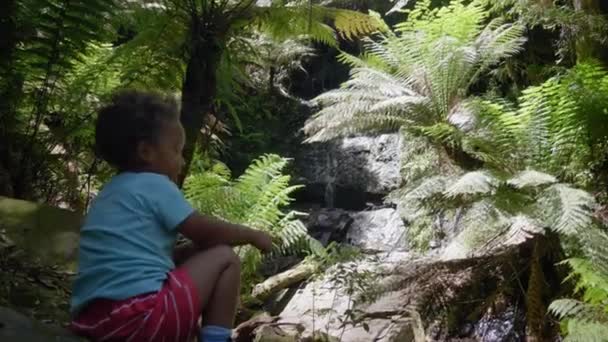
[
  {"xmin": 114, "ymin": 0, "xmax": 384, "ymax": 117},
  {"xmin": 255, "ymin": 5, "xmax": 386, "ymax": 47},
  {"xmin": 110, "ymin": 2, "xmax": 188, "ymax": 90},
  {"xmin": 485, "ymin": 0, "xmax": 608, "ymax": 63},
  {"xmin": 478, "ymin": 63, "xmax": 608, "ymax": 187},
  {"xmin": 17, "ymin": 0, "xmax": 117, "ymax": 83},
  {"xmin": 398, "ymin": 168, "xmax": 596, "ymax": 252},
  {"xmin": 549, "ymin": 228, "xmax": 608, "ymax": 342},
  {"xmin": 304, "ymin": 0, "xmax": 526, "ymax": 143},
  {"xmin": 0, "ymin": 0, "xmax": 118, "ymax": 203},
  {"xmin": 184, "ymin": 154, "xmax": 322, "ymax": 292},
  {"xmin": 1, "ymin": 0, "xmax": 382, "ymax": 204}
]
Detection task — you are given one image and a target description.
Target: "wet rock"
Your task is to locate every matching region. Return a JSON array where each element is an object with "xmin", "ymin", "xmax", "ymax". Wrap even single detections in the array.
[
  {"xmin": 346, "ymin": 209, "xmax": 408, "ymax": 252},
  {"xmin": 305, "ymin": 209, "xmax": 353, "ymax": 245},
  {"xmin": 295, "ymin": 134, "xmax": 402, "ymax": 209},
  {"xmin": 275, "ymin": 252, "xmax": 416, "ymax": 342},
  {"xmin": 474, "ymin": 307, "xmax": 524, "ymax": 342},
  {"xmin": 250, "ymin": 232, "xmax": 551, "ymax": 342},
  {"xmin": 305, "ymin": 208, "xmax": 408, "ymax": 252},
  {"xmin": 0, "ymin": 306, "xmax": 84, "ymax": 342},
  {"xmin": 253, "ymin": 325, "xmax": 300, "ymax": 342}
]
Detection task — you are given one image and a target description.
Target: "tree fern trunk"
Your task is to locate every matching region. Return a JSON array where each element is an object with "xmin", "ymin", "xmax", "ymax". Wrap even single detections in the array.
[
  {"xmin": 179, "ymin": 38, "xmax": 224, "ymax": 186},
  {"xmin": 526, "ymin": 241, "xmax": 546, "ymax": 341}
]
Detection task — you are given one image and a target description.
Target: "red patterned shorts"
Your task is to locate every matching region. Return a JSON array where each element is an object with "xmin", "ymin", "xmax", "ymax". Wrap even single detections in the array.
[{"xmin": 70, "ymin": 268, "xmax": 201, "ymax": 342}]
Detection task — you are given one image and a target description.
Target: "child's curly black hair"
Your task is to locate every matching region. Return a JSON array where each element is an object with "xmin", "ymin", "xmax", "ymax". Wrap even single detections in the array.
[{"xmin": 95, "ymin": 90, "xmax": 180, "ymax": 171}]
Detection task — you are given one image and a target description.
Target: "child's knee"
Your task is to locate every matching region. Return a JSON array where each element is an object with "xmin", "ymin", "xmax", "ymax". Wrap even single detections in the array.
[{"xmin": 209, "ymin": 245, "xmax": 240, "ymax": 269}]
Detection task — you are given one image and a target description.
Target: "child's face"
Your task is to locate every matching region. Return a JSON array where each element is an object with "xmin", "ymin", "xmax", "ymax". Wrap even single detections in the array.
[{"xmin": 138, "ymin": 119, "xmax": 186, "ymax": 183}]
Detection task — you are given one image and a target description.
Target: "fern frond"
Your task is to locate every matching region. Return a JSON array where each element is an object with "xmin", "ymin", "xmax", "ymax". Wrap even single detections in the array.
[
  {"xmin": 562, "ymin": 320, "xmax": 608, "ymax": 342},
  {"xmin": 507, "ymin": 170, "xmax": 558, "ymax": 189},
  {"xmin": 255, "ymin": 5, "xmax": 384, "ymax": 48},
  {"xmin": 538, "ymin": 184, "xmax": 596, "ymax": 235},
  {"xmin": 444, "ymin": 199, "xmax": 509, "ymax": 254},
  {"xmin": 304, "ymin": 0, "xmax": 525, "ymax": 144},
  {"xmin": 549, "ymin": 223, "xmax": 608, "ymax": 341},
  {"xmin": 503, "ymin": 63, "xmax": 608, "ymax": 184},
  {"xmin": 109, "ymin": 2, "xmax": 187, "ymax": 90},
  {"xmin": 273, "ymin": 214, "xmax": 324, "ymax": 257},
  {"xmin": 330, "ymin": 8, "xmax": 387, "ymax": 40},
  {"xmin": 549, "ymin": 299, "xmax": 606, "ymax": 324},
  {"xmin": 416, "ymin": 122, "xmax": 463, "ymax": 148},
  {"xmin": 21, "ymin": 0, "xmax": 117, "ymax": 79},
  {"xmin": 235, "ymin": 154, "xmax": 290, "ymax": 197},
  {"xmin": 395, "ymin": 0, "xmax": 486, "ymax": 42},
  {"xmin": 305, "ymin": 110, "xmax": 411, "ymax": 142},
  {"xmin": 564, "ymin": 257, "xmax": 608, "ymax": 303},
  {"xmin": 550, "ymin": 300, "xmax": 608, "ymax": 342},
  {"xmin": 185, "ymin": 154, "xmax": 321, "ymax": 294},
  {"xmin": 472, "ymin": 19, "xmax": 526, "ymax": 81},
  {"xmin": 14, "ymin": 0, "xmax": 118, "ymax": 140},
  {"xmin": 577, "ymin": 229, "xmax": 608, "ymax": 279},
  {"xmin": 444, "ymin": 171, "xmax": 498, "ymax": 198}
]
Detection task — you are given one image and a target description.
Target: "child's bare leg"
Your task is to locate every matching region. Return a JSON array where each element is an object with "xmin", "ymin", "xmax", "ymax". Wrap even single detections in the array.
[
  {"xmin": 173, "ymin": 242, "xmax": 199, "ymax": 265},
  {"xmin": 181, "ymin": 245, "xmax": 240, "ymax": 328}
]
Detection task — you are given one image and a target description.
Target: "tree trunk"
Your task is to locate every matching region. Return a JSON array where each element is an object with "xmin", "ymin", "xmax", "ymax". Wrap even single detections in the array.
[
  {"xmin": 573, "ymin": 0, "xmax": 601, "ymax": 62},
  {"xmin": 0, "ymin": 0, "xmax": 22, "ymax": 197},
  {"xmin": 178, "ymin": 38, "xmax": 224, "ymax": 186}
]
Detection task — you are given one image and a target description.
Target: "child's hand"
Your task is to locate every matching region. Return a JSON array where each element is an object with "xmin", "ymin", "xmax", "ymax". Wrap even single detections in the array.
[{"xmin": 252, "ymin": 231, "xmax": 273, "ymax": 253}]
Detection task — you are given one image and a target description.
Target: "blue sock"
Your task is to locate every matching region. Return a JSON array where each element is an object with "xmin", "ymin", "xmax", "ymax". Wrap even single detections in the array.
[{"xmin": 201, "ymin": 325, "xmax": 232, "ymax": 342}]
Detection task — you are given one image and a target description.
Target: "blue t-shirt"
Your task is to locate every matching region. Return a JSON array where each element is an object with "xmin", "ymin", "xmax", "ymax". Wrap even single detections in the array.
[{"xmin": 70, "ymin": 172, "xmax": 195, "ymax": 315}]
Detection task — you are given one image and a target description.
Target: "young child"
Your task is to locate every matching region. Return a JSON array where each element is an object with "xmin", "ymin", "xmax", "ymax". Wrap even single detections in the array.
[{"xmin": 69, "ymin": 91, "xmax": 272, "ymax": 342}]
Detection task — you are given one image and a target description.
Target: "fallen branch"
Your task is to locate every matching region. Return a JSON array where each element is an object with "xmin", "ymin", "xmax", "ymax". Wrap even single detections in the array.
[{"xmin": 251, "ymin": 260, "xmax": 317, "ymax": 301}]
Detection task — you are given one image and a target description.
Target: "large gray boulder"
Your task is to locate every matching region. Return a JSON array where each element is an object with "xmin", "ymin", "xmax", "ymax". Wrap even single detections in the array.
[
  {"xmin": 295, "ymin": 134, "xmax": 403, "ymax": 207},
  {"xmin": 275, "ymin": 252, "xmax": 417, "ymax": 342},
  {"xmin": 245, "ymin": 232, "xmax": 553, "ymax": 342},
  {"xmin": 305, "ymin": 208, "xmax": 408, "ymax": 252},
  {"xmin": 346, "ymin": 209, "xmax": 408, "ymax": 252}
]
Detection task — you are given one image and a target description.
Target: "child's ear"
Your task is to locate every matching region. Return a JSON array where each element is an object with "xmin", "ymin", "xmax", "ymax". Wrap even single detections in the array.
[{"xmin": 136, "ymin": 141, "xmax": 155, "ymax": 164}]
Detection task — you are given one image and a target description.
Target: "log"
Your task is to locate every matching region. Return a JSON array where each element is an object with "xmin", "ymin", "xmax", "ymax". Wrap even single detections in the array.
[{"xmin": 251, "ymin": 261, "xmax": 317, "ymax": 301}]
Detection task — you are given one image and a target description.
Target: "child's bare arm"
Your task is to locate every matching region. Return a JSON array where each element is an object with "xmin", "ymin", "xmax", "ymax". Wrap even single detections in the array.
[{"xmin": 178, "ymin": 213, "xmax": 273, "ymax": 252}]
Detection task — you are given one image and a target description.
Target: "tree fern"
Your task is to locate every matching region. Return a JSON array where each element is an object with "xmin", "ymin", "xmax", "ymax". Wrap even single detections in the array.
[
  {"xmin": 481, "ymin": 63, "xmax": 608, "ymax": 186},
  {"xmin": 402, "ymin": 165, "xmax": 598, "ymax": 255},
  {"xmin": 304, "ymin": 0, "xmax": 525, "ymax": 144}
]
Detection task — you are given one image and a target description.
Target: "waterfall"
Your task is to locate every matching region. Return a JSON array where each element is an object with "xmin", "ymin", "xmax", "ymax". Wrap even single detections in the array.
[{"xmin": 324, "ymin": 151, "xmax": 336, "ymax": 209}]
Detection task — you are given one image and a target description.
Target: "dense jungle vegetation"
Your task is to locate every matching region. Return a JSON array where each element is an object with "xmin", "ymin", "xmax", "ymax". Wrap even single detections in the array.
[{"xmin": 2, "ymin": 0, "xmax": 608, "ymax": 341}]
